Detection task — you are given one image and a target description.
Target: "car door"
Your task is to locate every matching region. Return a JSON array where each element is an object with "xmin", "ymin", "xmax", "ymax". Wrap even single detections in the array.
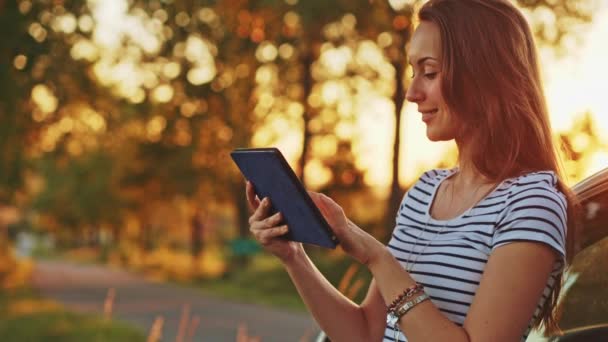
[{"xmin": 546, "ymin": 167, "xmax": 608, "ymax": 341}]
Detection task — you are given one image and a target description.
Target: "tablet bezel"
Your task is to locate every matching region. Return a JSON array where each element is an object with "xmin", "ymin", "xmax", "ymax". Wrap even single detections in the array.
[{"xmin": 230, "ymin": 147, "xmax": 339, "ymax": 249}]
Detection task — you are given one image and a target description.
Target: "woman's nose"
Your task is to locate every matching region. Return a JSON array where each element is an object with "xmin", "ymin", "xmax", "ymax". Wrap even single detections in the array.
[{"xmin": 405, "ymin": 82, "xmax": 424, "ymax": 103}]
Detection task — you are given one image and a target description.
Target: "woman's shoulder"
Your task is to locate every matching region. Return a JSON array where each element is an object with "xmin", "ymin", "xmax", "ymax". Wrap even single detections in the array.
[
  {"xmin": 503, "ymin": 170, "xmax": 558, "ymax": 190},
  {"xmin": 501, "ymin": 170, "xmax": 565, "ymax": 204},
  {"xmin": 418, "ymin": 167, "xmax": 457, "ymax": 184}
]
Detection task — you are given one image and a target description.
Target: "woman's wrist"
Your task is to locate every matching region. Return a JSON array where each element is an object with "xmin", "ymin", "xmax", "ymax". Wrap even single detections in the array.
[
  {"xmin": 343, "ymin": 219, "xmax": 388, "ymax": 266},
  {"xmin": 280, "ymin": 243, "xmax": 306, "ymax": 266},
  {"xmin": 366, "ymin": 244, "xmax": 393, "ymax": 270}
]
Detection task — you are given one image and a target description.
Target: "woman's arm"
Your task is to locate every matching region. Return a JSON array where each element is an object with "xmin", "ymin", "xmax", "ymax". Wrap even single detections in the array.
[
  {"xmin": 368, "ymin": 241, "xmax": 557, "ymax": 342},
  {"xmin": 308, "ymin": 191, "xmax": 558, "ymax": 342},
  {"xmin": 245, "ymin": 182, "xmax": 386, "ymax": 341},
  {"xmin": 283, "ymin": 251, "xmax": 387, "ymax": 342}
]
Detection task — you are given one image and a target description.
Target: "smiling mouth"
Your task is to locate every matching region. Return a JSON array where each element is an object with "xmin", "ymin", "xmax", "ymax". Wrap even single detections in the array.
[{"xmin": 421, "ymin": 109, "xmax": 438, "ymax": 122}]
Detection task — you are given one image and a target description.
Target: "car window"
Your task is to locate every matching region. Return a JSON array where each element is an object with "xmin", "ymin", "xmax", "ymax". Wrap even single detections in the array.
[{"xmin": 558, "ymin": 181, "xmax": 608, "ymax": 331}]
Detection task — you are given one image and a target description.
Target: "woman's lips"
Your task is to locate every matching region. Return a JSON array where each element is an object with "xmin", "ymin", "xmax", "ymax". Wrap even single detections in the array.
[{"xmin": 422, "ymin": 110, "xmax": 438, "ymax": 123}]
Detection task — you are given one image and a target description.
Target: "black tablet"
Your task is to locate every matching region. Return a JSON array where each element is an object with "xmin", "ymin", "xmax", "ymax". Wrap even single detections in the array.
[{"xmin": 230, "ymin": 147, "xmax": 339, "ymax": 249}]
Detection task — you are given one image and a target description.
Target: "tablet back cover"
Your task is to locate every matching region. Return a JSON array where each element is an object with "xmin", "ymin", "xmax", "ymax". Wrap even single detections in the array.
[{"xmin": 231, "ymin": 148, "xmax": 338, "ymax": 248}]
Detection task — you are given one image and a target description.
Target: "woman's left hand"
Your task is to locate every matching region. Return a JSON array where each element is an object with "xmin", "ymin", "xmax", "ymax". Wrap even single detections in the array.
[{"xmin": 308, "ymin": 191, "xmax": 385, "ymax": 266}]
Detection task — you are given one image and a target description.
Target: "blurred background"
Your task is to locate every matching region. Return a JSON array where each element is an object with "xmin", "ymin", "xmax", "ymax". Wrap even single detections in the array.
[{"xmin": 0, "ymin": 0, "xmax": 607, "ymax": 341}]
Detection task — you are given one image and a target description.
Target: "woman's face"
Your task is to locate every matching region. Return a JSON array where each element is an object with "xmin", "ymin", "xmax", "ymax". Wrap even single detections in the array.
[{"xmin": 406, "ymin": 21, "xmax": 462, "ymax": 141}]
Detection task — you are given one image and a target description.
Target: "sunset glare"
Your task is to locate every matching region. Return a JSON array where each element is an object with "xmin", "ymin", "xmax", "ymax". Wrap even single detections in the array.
[{"xmin": 40, "ymin": 0, "xmax": 608, "ymax": 193}]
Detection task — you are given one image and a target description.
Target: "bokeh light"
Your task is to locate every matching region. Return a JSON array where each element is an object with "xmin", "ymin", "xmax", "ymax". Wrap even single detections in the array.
[{"xmin": 31, "ymin": 84, "xmax": 58, "ymax": 115}]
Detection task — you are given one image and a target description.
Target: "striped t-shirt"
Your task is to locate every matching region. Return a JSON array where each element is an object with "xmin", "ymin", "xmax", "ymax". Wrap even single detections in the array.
[{"xmin": 383, "ymin": 168, "xmax": 567, "ymax": 342}]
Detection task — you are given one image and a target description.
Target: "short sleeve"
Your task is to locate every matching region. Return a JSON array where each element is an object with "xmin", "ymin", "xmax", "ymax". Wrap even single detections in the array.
[{"xmin": 492, "ymin": 173, "xmax": 567, "ymax": 261}]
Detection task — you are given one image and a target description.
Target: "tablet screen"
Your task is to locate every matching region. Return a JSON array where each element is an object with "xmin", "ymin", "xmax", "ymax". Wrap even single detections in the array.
[{"xmin": 231, "ymin": 148, "xmax": 339, "ymax": 249}]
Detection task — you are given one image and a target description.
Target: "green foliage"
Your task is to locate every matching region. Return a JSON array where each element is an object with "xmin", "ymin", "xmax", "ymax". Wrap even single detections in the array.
[
  {"xmin": 31, "ymin": 151, "xmax": 124, "ymax": 230},
  {"xmin": 0, "ymin": 1, "xmax": 38, "ymax": 202},
  {"xmin": 196, "ymin": 251, "xmax": 371, "ymax": 310}
]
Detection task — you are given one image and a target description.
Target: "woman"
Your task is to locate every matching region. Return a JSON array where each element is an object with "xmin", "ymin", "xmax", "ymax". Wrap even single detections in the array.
[{"xmin": 246, "ymin": 0, "xmax": 579, "ymax": 340}]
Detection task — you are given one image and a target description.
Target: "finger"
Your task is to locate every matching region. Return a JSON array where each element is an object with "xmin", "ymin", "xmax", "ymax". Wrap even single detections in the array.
[
  {"xmin": 320, "ymin": 193, "xmax": 344, "ymax": 215},
  {"xmin": 250, "ymin": 211, "xmax": 282, "ymax": 231},
  {"xmin": 308, "ymin": 192, "xmax": 342, "ymax": 221},
  {"xmin": 257, "ymin": 225, "xmax": 289, "ymax": 245},
  {"xmin": 308, "ymin": 191, "xmax": 329, "ymax": 212},
  {"xmin": 245, "ymin": 181, "xmax": 261, "ymax": 211},
  {"xmin": 308, "ymin": 191, "xmax": 322, "ymax": 206},
  {"xmin": 263, "ymin": 211, "xmax": 283, "ymax": 228},
  {"xmin": 248, "ymin": 197, "xmax": 271, "ymax": 225}
]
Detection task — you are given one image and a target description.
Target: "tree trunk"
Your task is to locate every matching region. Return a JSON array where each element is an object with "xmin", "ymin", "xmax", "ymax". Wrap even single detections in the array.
[
  {"xmin": 235, "ymin": 182, "xmax": 251, "ymax": 238},
  {"xmin": 191, "ymin": 209, "xmax": 204, "ymax": 257},
  {"xmin": 298, "ymin": 51, "xmax": 315, "ymax": 185},
  {"xmin": 383, "ymin": 60, "xmax": 406, "ymax": 241}
]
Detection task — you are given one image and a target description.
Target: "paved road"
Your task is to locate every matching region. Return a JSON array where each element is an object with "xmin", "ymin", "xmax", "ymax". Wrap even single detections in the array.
[{"xmin": 32, "ymin": 260, "xmax": 320, "ymax": 341}]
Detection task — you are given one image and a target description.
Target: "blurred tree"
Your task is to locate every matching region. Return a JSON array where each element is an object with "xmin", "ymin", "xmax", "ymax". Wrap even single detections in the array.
[
  {"xmin": 558, "ymin": 111, "xmax": 607, "ymax": 184},
  {"xmin": 6, "ymin": 0, "xmax": 141, "ymax": 248},
  {"xmin": 83, "ymin": 0, "xmax": 265, "ymax": 253},
  {"xmin": 249, "ymin": 0, "xmax": 378, "ymax": 183},
  {"xmin": 0, "ymin": 0, "xmax": 33, "ymax": 259},
  {"xmin": 290, "ymin": 0, "xmax": 376, "ymax": 187},
  {"xmin": 0, "ymin": 1, "xmax": 44, "ymax": 203},
  {"xmin": 251, "ymin": 2, "xmax": 397, "ymax": 237},
  {"xmin": 31, "ymin": 151, "xmax": 124, "ymax": 247},
  {"xmin": 0, "ymin": 0, "xmax": 121, "ymax": 252}
]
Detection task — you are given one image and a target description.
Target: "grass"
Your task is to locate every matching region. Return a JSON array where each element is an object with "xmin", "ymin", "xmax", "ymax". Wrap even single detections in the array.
[
  {"xmin": 0, "ymin": 287, "xmax": 145, "ymax": 342},
  {"xmin": 193, "ymin": 250, "xmax": 372, "ymax": 312}
]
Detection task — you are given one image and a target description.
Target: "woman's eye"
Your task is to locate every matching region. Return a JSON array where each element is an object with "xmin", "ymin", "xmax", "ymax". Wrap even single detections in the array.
[
  {"xmin": 410, "ymin": 72, "xmax": 438, "ymax": 80},
  {"xmin": 424, "ymin": 72, "xmax": 438, "ymax": 80}
]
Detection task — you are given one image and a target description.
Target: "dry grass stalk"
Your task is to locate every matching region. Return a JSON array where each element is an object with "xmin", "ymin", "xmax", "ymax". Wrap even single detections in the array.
[
  {"xmin": 185, "ymin": 315, "xmax": 201, "ymax": 342},
  {"xmin": 337, "ymin": 264, "xmax": 359, "ymax": 294},
  {"xmin": 175, "ymin": 304, "xmax": 191, "ymax": 342},
  {"xmin": 346, "ymin": 278, "xmax": 365, "ymax": 300},
  {"xmin": 103, "ymin": 287, "xmax": 116, "ymax": 321},
  {"xmin": 146, "ymin": 315, "xmax": 164, "ymax": 342},
  {"xmin": 236, "ymin": 322, "xmax": 261, "ymax": 342}
]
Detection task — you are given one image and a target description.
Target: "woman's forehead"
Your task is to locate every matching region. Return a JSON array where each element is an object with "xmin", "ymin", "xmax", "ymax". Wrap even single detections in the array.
[{"xmin": 407, "ymin": 21, "xmax": 442, "ymax": 64}]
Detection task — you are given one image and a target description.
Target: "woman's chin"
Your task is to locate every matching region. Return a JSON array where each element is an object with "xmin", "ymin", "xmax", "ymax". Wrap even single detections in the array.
[{"xmin": 426, "ymin": 127, "xmax": 452, "ymax": 142}]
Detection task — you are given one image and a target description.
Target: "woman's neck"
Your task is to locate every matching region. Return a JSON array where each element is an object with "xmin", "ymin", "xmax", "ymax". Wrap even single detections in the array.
[{"xmin": 453, "ymin": 138, "xmax": 493, "ymax": 188}]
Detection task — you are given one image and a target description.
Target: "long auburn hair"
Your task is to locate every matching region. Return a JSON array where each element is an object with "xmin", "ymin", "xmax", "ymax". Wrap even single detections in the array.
[{"xmin": 418, "ymin": 0, "xmax": 581, "ymax": 335}]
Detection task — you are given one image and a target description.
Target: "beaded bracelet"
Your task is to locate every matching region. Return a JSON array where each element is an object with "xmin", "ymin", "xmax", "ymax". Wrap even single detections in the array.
[
  {"xmin": 387, "ymin": 283, "xmax": 424, "ymax": 313},
  {"xmin": 388, "ymin": 287, "xmax": 424, "ymax": 314}
]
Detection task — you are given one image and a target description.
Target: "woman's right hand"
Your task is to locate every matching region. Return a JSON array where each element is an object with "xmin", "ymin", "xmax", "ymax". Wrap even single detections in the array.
[{"xmin": 246, "ymin": 181, "xmax": 302, "ymax": 262}]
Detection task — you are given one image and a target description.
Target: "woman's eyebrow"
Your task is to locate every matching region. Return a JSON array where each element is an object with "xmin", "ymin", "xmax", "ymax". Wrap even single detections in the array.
[{"xmin": 408, "ymin": 56, "xmax": 438, "ymax": 66}]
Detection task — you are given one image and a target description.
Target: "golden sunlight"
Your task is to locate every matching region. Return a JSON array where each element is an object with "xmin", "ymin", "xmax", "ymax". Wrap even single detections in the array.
[
  {"xmin": 188, "ymin": 65, "xmax": 216, "ymax": 86},
  {"xmin": 146, "ymin": 115, "xmax": 167, "ymax": 142},
  {"xmin": 13, "ymin": 55, "xmax": 27, "ymax": 70},
  {"xmin": 151, "ymin": 84, "xmax": 174, "ymax": 103},
  {"xmin": 304, "ymin": 159, "xmax": 333, "ymax": 189},
  {"xmin": 31, "ymin": 84, "xmax": 58, "ymax": 114},
  {"xmin": 80, "ymin": 1, "xmax": 607, "ymax": 192}
]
